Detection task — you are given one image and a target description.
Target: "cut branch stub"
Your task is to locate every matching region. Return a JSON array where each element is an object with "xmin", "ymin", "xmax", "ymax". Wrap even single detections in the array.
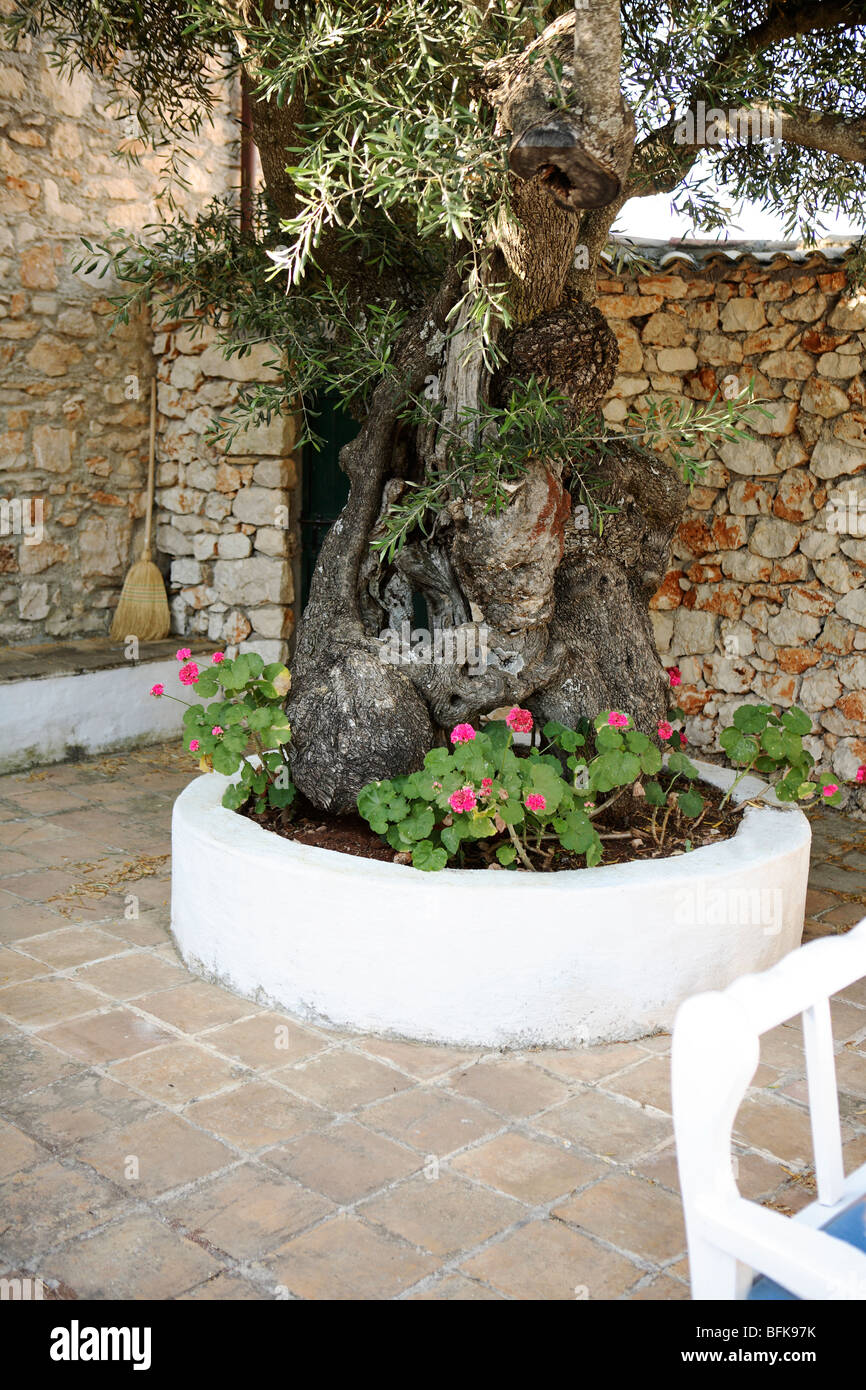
[
  {"xmin": 489, "ymin": 8, "xmax": 634, "ymax": 214},
  {"xmin": 509, "ymin": 120, "xmax": 624, "ymax": 210}
]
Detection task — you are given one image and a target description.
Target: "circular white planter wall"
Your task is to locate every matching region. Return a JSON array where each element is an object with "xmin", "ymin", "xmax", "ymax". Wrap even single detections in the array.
[{"xmin": 170, "ymin": 762, "xmax": 811, "ymax": 1048}]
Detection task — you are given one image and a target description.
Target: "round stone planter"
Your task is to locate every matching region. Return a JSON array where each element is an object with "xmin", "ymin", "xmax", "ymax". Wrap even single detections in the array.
[{"xmin": 170, "ymin": 761, "xmax": 811, "ymax": 1048}]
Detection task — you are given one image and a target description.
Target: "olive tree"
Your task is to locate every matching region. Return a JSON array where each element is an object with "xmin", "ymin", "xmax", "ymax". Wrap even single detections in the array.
[{"xmin": 9, "ymin": 0, "xmax": 866, "ymax": 810}]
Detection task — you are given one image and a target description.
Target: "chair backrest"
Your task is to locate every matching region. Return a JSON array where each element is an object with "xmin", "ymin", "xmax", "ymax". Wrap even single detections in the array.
[{"xmin": 672, "ymin": 920, "xmax": 866, "ymax": 1291}]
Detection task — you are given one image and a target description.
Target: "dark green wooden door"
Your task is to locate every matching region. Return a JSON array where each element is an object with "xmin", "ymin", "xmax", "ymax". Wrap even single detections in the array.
[
  {"xmin": 300, "ymin": 395, "xmax": 427, "ymax": 626},
  {"xmin": 300, "ymin": 395, "xmax": 356, "ymax": 608}
]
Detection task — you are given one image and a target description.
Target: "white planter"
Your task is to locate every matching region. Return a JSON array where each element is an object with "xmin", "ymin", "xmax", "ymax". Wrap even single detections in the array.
[{"xmin": 170, "ymin": 761, "xmax": 811, "ymax": 1048}]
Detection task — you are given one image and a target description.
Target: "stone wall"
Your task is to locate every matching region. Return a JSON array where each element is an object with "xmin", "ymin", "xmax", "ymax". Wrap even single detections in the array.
[
  {"xmin": 0, "ymin": 31, "xmax": 237, "ymax": 643},
  {"xmin": 153, "ymin": 323, "xmax": 296, "ymax": 664},
  {"xmin": 598, "ymin": 245, "xmax": 866, "ymax": 795},
  {"xmin": 4, "ymin": 28, "xmax": 866, "ymax": 794}
]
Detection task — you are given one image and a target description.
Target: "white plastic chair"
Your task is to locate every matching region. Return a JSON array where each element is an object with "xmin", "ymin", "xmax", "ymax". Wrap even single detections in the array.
[{"xmin": 672, "ymin": 919, "xmax": 866, "ymax": 1300}]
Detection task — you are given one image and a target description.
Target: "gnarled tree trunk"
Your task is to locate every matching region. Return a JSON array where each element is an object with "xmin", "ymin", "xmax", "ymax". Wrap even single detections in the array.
[{"xmin": 273, "ymin": 4, "xmax": 687, "ymax": 812}]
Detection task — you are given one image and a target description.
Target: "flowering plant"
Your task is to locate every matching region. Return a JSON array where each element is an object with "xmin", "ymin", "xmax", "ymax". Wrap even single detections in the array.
[
  {"xmin": 357, "ymin": 700, "xmax": 851, "ymax": 872},
  {"xmin": 358, "ymin": 706, "xmax": 670, "ymax": 871},
  {"xmin": 151, "ymin": 649, "xmax": 295, "ymax": 813}
]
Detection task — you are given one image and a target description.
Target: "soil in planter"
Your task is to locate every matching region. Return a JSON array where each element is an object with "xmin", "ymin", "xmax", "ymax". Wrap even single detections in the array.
[{"xmin": 240, "ymin": 772, "xmax": 746, "ymax": 871}]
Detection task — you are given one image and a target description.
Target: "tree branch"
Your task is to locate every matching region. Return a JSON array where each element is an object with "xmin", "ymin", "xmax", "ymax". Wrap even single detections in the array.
[
  {"xmin": 627, "ymin": 1, "xmax": 866, "ymax": 199},
  {"xmin": 487, "ymin": 5, "xmax": 634, "ymax": 212},
  {"xmin": 717, "ymin": 1, "xmax": 866, "ymax": 62}
]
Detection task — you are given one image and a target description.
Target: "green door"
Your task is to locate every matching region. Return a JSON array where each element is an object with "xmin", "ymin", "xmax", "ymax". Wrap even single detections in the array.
[
  {"xmin": 300, "ymin": 394, "xmax": 356, "ymax": 608},
  {"xmin": 300, "ymin": 395, "xmax": 427, "ymax": 626}
]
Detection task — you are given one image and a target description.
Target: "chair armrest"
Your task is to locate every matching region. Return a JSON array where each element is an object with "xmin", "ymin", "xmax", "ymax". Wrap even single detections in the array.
[{"xmin": 698, "ymin": 1196, "xmax": 866, "ymax": 1300}]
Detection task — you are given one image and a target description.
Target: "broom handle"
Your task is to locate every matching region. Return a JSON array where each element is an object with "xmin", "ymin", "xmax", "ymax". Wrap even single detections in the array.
[{"xmin": 142, "ymin": 377, "xmax": 157, "ymax": 560}]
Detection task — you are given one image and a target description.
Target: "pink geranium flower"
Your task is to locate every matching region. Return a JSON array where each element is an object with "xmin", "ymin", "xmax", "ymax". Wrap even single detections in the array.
[
  {"xmin": 658, "ymin": 721, "xmax": 673, "ymax": 740},
  {"xmin": 481, "ymin": 777, "xmax": 493, "ymax": 796},
  {"xmin": 667, "ymin": 666, "xmax": 682, "ymax": 688},
  {"xmin": 178, "ymin": 662, "xmax": 199, "ymax": 686},
  {"xmin": 450, "ymin": 723, "xmax": 476, "ymax": 744},
  {"xmin": 608, "ymin": 711, "xmax": 629, "ymax": 729},
  {"xmin": 823, "ymin": 784, "xmax": 839, "ymax": 797},
  {"xmin": 149, "ymin": 683, "xmax": 164, "ymax": 697},
  {"xmin": 211, "ymin": 726, "xmax": 224, "ymax": 736},
  {"xmin": 506, "ymin": 707, "xmax": 533, "ymax": 734},
  {"xmin": 857, "ymin": 766, "xmax": 866, "ymax": 784},
  {"xmin": 176, "ymin": 647, "xmax": 191, "ymax": 661},
  {"xmin": 211, "ymin": 651, "xmax": 225, "ymax": 664},
  {"xmin": 525, "ymin": 793, "xmax": 546, "ymax": 813},
  {"xmin": 679, "ymin": 732, "xmax": 687, "ymax": 747},
  {"xmin": 449, "ymin": 785, "xmax": 477, "ymax": 813},
  {"xmin": 189, "ymin": 739, "xmax": 200, "ymax": 752}
]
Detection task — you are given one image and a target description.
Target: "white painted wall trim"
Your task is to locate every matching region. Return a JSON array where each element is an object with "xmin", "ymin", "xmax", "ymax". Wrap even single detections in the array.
[{"xmin": 0, "ymin": 658, "xmax": 188, "ymax": 773}]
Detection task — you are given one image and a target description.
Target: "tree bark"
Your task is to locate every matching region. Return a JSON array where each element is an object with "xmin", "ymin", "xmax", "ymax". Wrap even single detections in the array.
[{"xmin": 282, "ymin": 4, "xmax": 686, "ymax": 813}]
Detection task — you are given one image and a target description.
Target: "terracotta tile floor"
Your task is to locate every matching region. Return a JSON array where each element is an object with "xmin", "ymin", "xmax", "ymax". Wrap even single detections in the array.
[{"xmin": 0, "ymin": 744, "xmax": 864, "ymax": 1301}]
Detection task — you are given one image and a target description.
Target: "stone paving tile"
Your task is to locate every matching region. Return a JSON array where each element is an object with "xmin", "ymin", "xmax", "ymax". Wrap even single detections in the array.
[
  {"xmin": 361, "ymin": 1172, "xmax": 525, "ymax": 1258},
  {"xmin": 406, "ymin": 1273, "xmax": 505, "ymax": 1300},
  {"xmin": 453, "ymin": 1130, "xmax": 606, "ymax": 1205},
  {"xmin": 108, "ymin": 1042, "xmax": 246, "ymax": 1106},
  {"xmin": 273, "ymin": 1050, "xmax": 413, "ymax": 1112},
  {"xmin": 0, "ymin": 903, "xmax": 70, "ymax": 944},
  {"xmin": 2, "ymin": 1071, "xmax": 157, "ymax": 1151},
  {"xmin": 14, "ymin": 925, "xmax": 129, "ymax": 969},
  {"xmin": 75, "ymin": 1111, "xmax": 235, "ymax": 1198},
  {"xmin": 446, "ymin": 1058, "xmax": 570, "ymax": 1119},
  {"xmin": 553, "ymin": 1173, "xmax": 687, "ymax": 1262},
  {"xmin": 136, "ymin": 980, "xmax": 257, "ymax": 1033},
  {"xmin": 630, "ymin": 1274, "xmax": 690, "ymax": 1300},
  {"xmin": 0, "ymin": 868, "xmax": 85, "ymax": 903},
  {"xmin": 0, "ymin": 946, "xmax": 46, "ymax": 985},
  {"xmin": 532, "ymin": 1041, "xmax": 649, "ymax": 1084},
  {"xmin": 265, "ymin": 1215, "xmax": 437, "ymax": 1300},
  {"xmin": 159, "ymin": 1164, "xmax": 334, "ymax": 1262},
  {"xmin": 362, "ymin": 1087, "xmax": 504, "ymax": 1156},
  {"xmin": 185, "ymin": 1080, "xmax": 332, "ymax": 1151},
  {"xmin": 635, "ymin": 1141, "xmax": 790, "ymax": 1204},
  {"xmin": 539, "ymin": 1088, "xmax": 672, "ymax": 1162},
  {"xmin": 830, "ymin": 999, "xmax": 866, "ymax": 1042},
  {"xmin": 179, "ymin": 1273, "xmax": 273, "ymax": 1301},
  {"xmin": 836, "ymin": 1051, "xmax": 866, "ymax": 1099},
  {"xmin": 733, "ymin": 1092, "xmax": 830, "ymax": 1166},
  {"xmin": 758, "ymin": 1023, "xmax": 807, "ymax": 1071},
  {"xmin": 41, "ymin": 1213, "xmax": 223, "ymax": 1300},
  {"xmin": 843, "ymin": 1134, "xmax": 866, "ymax": 1173},
  {"xmin": 600, "ymin": 1054, "xmax": 673, "ymax": 1113},
  {"xmin": 0, "ymin": 1160, "xmax": 131, "ymax": 1264},
  {"xmin": 0, "ymin": 977, "xmax": 100, "ymax": 1027},
  {"xmin": 460, "ymin": 1219, "xmax": 641, "ymax": 1300},
  {"xmin": 0, "ymin": 1117, "xmax": 50, "ymax": 1178},
  {"xmin": 0, "ymin": 750, "xmax": 864, "ymax": 1301},
  {"xmin": 70, "ymin": 951, "xmax": 186, "ymax": 1000},
  {"xmin": 111, "ymin": 912, "xmax": 171, "ymax": 948},
  {"xmin": 261, "ymin": 1120, "xmax": 421, "ymax": 1204},
  {"xmin": 205, "ymin": 1012, "xmax": 326, "ymax": 1070},
  {"xmin": 0, "ymin": 1030, "xmax": 84, "ymax": 1096},
  {"xmin": 357, "ymin": 1036, "xmax": 479, "ymax": 1079},
  {"xmin": 39, "ymin": 1007, "xmax": 174, "ymax": 1064}
]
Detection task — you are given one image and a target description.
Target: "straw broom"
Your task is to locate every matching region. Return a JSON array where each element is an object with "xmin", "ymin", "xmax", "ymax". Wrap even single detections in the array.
[{"xmin": 110, "ymin": 378, "xmax": 170, "ymax": 642}]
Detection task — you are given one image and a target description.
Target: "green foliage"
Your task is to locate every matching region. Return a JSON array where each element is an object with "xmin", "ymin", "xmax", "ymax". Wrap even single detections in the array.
[
  {"xmin": 166, "ymin": 654, "xmax": 297, "ymax": 815},
  {"xmin": 356, "ymin": 696, "xmax": 856, "ymax": 871},
  {"xmin": 10, "ymin": 0, "xmax": 866, "ymax": 562},
  {"xmin": 356, "ymin": 709, "xmax": 659, "ymax": 872},
  {"xmin": 667, "ymin": 700, "xmax": 842, "ymax": 807},
  {"xmin": 623, "ymin": 381, "xmax": 771, "ymax": 485},
  {"xmin": 373, "ymin": 377, "xmax": 618, "ymax": 562}
]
